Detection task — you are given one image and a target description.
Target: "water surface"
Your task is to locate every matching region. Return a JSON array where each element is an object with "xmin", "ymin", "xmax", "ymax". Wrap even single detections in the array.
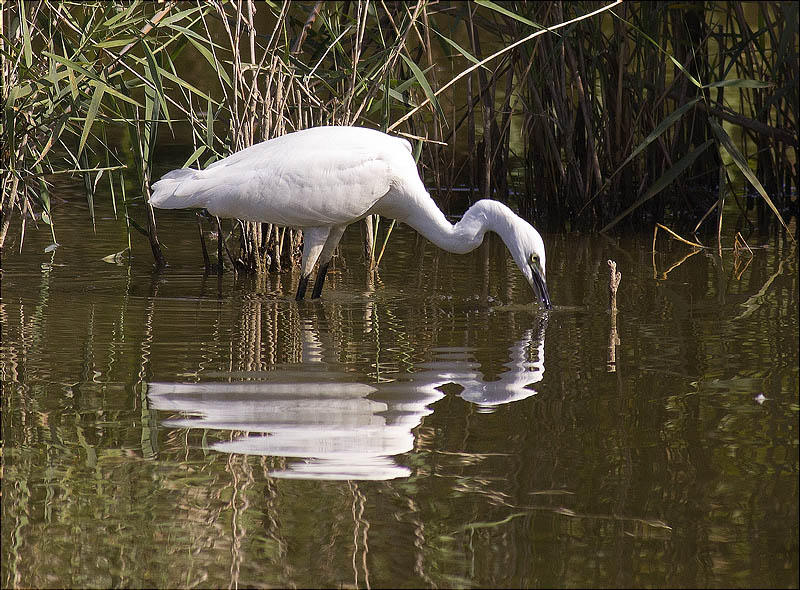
[{"xmin": 2, "ymin": 194, "xmax": 798, "ymax": 588}]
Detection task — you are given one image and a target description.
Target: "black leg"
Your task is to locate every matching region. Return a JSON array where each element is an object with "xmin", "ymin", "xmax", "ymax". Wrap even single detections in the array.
[
  {"xmin": 311, "ymin": 262, "xmax": 329, "ymax": 299},
  {"xmin": 196, "ymin": 212, "xmax": 211, "ymax": 272},
  {"xmin": 216, "ymin": 216, "xmax": 225, "ymax": 274},
  {"xmin": 295, "ymin": 274, "xmax": 310, "ymax": 301}
]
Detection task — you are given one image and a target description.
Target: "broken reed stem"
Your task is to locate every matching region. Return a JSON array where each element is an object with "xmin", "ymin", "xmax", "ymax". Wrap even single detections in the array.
[
  {"xmin": 607, "ymin": 259, "xmax": 621, "ymax": 372},
  {"xmin": 653, "ymin": 223, "xmax": 705, "ymax": 250},
  {"xmin": 608, "ymin": 259, "xmax": 621, "ymax": 308},
  {"xmin": 733, "ymin": 231, "xmax": 754, "ymax": 279},
  {"xmin": 733, "ymin": 231, "xmax": 753, "ymax": 257}
]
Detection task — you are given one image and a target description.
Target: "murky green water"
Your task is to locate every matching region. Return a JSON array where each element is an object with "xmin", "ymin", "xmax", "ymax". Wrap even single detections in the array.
[{"xmin": 2, "ymin": 189, "xmax": 798, "ymax": 588}]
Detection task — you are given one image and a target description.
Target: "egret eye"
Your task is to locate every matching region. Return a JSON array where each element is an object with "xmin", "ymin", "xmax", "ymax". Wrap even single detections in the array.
[{"xmin": 530, "ymin": 253, "xmax": 539, "ymax": 265}]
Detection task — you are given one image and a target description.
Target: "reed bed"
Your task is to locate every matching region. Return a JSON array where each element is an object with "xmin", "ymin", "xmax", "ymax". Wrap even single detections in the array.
[{"xmin": 1, "ymin": 1, "xmax": 796, "ymax": 270}]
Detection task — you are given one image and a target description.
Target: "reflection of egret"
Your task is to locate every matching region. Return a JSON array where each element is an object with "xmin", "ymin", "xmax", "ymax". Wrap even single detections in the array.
[
  {"xmin": 384, "ymin": 318, "xmax": 547, "ymax": 410},
  {"xmin": 150, "ymin": 126, "xmax": 551, "ymax": 306},
  {"xmin": 458, "ymin": 319, "xmax": 546, "ymax": 407},
  {"xmin": 149, "ymin": 315, "xmax": 441, "ymax": 480},
  {"xmin": 148, "ymin": 313, "xmax": 547, "ymax": 479},
  {"xmin": 148, "ymin": 379, "xmax": 418, "ymax": 480}
]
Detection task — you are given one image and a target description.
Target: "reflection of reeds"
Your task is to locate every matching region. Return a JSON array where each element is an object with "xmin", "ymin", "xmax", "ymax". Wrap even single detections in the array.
[{"xmin": 3, "ymin": 225, "xmax": 798, "ymax": 586}]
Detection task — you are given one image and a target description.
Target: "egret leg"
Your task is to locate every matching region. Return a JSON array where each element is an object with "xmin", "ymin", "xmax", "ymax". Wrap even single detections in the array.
[
  {"xmin": 295, "ymin": 274, "xmax": 310, "ymax": 301},
  {"xmin": 196, "ymin": 211, "xmax": 211, "ymax": 272},
  {"xmin": 311, "ymin": 263, "xmax": 329, "ymax": 299},
  {"xmin": 311, "ymin": 224, "xmax": 347, "ymax": 299},
  {"xmin": 296, "ymin": 227, "xmax": 330, "ymax": 301}
]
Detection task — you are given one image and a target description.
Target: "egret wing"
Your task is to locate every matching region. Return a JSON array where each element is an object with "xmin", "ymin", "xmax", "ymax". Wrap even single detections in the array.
[
  {"xmin": 198, "ymin": 148, "xmax": 393, "ymax": 226},
  {"xmin": 151, "ymin": 127, "xmax": 412, "ymax": 226}
]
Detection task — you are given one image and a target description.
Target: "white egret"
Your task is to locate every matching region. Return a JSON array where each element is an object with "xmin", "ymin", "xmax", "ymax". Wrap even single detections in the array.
[{"xmin": 149, "ymin": 126, "xmax": 551, "ymax": 307}]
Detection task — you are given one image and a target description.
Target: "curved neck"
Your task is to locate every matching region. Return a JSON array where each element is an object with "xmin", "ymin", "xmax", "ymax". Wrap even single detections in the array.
[{"xmin": 401, "ymin": 197, "xmax": 518, "ymax": 255}]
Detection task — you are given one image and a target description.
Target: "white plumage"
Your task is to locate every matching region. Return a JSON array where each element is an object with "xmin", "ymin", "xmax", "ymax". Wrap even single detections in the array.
[{"xmin": 150, "ymin": 125, "xmax": 551, "ymax": 307}]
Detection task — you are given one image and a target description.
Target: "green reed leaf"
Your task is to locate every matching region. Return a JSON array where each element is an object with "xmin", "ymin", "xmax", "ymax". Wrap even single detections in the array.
[
  {"xmin": 183, "ymin": 146, "xmax": 206, "ymax": 169},
  {"xmin": 709, "ymin": 118, "xmax": 793, "ymax": 241},
  {"xmin": 430, "ymin": 27, "xmax": 491, "ymax": 72},
  {"xmin": 19, "ymin": 0, "xmax": 33, "ymax": 68},
  {"xmin": 400, "ymin": 53, "xmax": 446, "ymax": 123},
  {"xmin": 78, "ymin": 81, "xmax": 105, "ymax": 157},
  {"xmin": 186, "ymin": 35, "xmax": 231, "ymax": 87},
  {"xmin": 475, "ymin": 0, "xmax": 542, "ymax": 29},
  {"xmin": 602, "ymin": 139, "xmax": 714, "ymax": 233},
  {"xmin": 616, "ymin": 97, "xmax": 701, "ymax": 173},
  {"xmin": 142, "ymin": 38, "xmax": 171, "ymax": 132},
  {"xmin": 706, "ymin": 78, "xmax": 772, "ymax": 89}
]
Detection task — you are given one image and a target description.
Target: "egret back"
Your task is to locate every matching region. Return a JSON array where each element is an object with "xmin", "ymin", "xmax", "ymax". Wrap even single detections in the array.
[{"xmin": 149, "ymin": 126, "xmax": 416, "ymax": 227}]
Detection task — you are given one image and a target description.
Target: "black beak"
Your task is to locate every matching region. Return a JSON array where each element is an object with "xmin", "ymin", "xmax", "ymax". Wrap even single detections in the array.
[{"xmin": 531, "ymin": 268, "xmax": 552, "ymax": 310}]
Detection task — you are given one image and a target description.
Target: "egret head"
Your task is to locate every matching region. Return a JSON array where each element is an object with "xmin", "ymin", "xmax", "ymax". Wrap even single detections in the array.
[{"xmin": 508, "ymin": 219, "xmax": 552, "ymax": 310}]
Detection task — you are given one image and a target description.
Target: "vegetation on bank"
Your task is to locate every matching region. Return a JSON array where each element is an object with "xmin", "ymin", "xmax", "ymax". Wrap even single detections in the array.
[{"xmin": 1, "ymin": 1, "xmax": 796, "ymax": 271}]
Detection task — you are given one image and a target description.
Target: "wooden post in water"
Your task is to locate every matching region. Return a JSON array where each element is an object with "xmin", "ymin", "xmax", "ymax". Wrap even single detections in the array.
[{"xmin": 607, "ymin": 259, "xmax": 622, "ymax": 372}]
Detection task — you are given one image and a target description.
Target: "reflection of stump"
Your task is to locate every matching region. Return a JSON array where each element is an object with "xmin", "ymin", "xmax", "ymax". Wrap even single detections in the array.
[{"xmin": 607, "ymin": 260, "xmax": 621, "ymax": 372}]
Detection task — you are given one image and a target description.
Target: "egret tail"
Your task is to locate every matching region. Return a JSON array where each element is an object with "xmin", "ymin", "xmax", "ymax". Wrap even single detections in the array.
[{"xmin": 149, "ymin": 168, "xmax": 210, "ymax": 210}]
